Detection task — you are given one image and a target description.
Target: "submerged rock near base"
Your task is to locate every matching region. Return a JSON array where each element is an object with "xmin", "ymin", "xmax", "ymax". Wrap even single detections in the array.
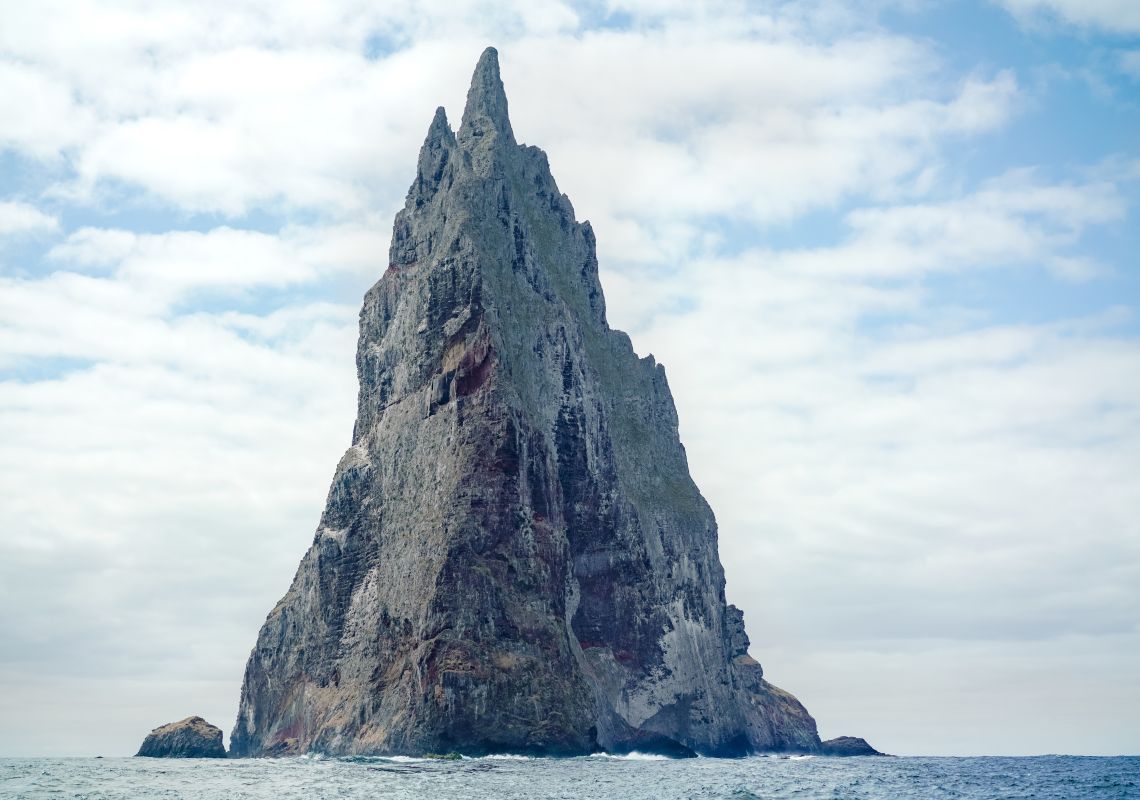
[
  {"xmin": 231, "ymin": 47, "xmax": 821, "ymax": 758},
  {"xmin": 137, "ymin": 716, "xmax": 226, "ymax": 758},
  {"xmin": 820, "ymin": 736, "xmax": 886, "ymax": 756}
]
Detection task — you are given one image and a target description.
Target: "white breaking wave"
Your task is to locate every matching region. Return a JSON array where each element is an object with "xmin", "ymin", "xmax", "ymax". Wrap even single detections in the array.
[
  {"xmin": 470, "ymin": 754, "xmax": 535, "ymax": 761},
  {"xmin": 377, "ymin": 755, "xmax": 433, "ymax": 763}
]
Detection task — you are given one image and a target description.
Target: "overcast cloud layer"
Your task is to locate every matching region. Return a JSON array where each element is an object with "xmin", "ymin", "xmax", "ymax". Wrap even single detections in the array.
[{"xmin": 1, "ymin": 0, "xmax": 1138, "ymax": 757}]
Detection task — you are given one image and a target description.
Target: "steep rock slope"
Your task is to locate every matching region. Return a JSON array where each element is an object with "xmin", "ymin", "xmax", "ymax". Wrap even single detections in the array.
[{"xmin": 231, "ymin": 48, "xmax": 820, "ymax": 758}]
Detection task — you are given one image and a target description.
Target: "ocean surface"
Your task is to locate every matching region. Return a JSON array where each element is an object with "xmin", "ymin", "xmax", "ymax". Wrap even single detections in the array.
[{"xmin": 2, "ymin": 754, "xmax": 1137, "ymax": 799}]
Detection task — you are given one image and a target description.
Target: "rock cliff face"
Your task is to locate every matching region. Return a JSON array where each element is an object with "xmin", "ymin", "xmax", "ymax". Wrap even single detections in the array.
[
  {"xmin": 231, "ymin": 47, "xmax": 820, "ymax": 758},
  {"xmin": 137, "ymin": 716, "xmax": 226, "ymax": 758}
]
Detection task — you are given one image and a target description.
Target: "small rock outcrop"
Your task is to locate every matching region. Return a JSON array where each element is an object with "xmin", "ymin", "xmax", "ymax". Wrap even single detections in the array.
[
  {"xmin": 231, "ymin": 46, "xmax": 821, "ymax": 758},
  {"xmin": 820, "ymin": 736, "xmax": 885, "ymax": 756},
  {"xmin": 136, "ymin": 716, "xmax": 226, "ymax": 758}
]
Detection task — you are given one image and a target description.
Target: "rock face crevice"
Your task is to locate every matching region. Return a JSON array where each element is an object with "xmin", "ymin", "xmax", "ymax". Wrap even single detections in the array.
[{"xmin": 231, "ymin": 47, "xmax": 820, "ymax": 758}]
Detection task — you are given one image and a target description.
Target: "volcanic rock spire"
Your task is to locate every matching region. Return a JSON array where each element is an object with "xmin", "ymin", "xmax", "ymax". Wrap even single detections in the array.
[
  {"xmin": 458, "ymin": 47, "xmax": 515, "ymax": 147},
  {"xmin": 230, "ymin": 47, "xmax": 821, "ymax": 758}
]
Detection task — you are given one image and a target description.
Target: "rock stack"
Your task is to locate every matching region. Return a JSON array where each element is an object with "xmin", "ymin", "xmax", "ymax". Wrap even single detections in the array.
[
  {"xmin": 230, "ymin": 47, "xmax": 821, "ymax": 758},
  {"xmin": 137, "ymin": 716, "xmax": 226, "ymax": 758}
]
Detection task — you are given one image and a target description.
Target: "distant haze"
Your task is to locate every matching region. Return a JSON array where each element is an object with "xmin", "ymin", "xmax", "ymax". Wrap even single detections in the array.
[{"xmin": 1, "ymin": 0, "xmax": 1138, "ymax": 757}]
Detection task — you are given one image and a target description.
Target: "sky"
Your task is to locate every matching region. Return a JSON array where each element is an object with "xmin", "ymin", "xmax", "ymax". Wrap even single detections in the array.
[{"xmin": 0, "ymin": 0, "xmax": 1138, "ymax": 758}]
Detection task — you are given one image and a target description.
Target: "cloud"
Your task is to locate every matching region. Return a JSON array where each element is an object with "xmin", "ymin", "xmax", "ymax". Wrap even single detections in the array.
[
  {"xmin": 507, "ymin": 43, "xmax": 1018, "ymax": 264},
  {"xmin": 0, "ymin": 61, "xmax": 95, "ymax": 160},
  {"xmin": 0, "ymin": 1, "xmax": 582, "ymax": 215},
  {"xmin": 769, "ymin": 632, "xmax": 1140, "ymax": 754},
  {"xmin": 998, "ymin": 0, "xmax": 1140, "ymax": 34},
  {"xmin": 0, "ymin": 277, "xmax": 358, "ymax": 379},
  {"xmin": 0, "ymin": 0, "xmax": 1137, "ymax": 760},
  {"xmin": 44, "ymin": 222, "xmax": 389, "ymax": 304},
  {"xmin": 0, "ymin": 201, "xmax": 59, "ymax": 237},
  {"xmin": 1120, "ymin": 49, "xmax": 1140, "ymax": 79},
  {"xmin": 618, "ymin": 240, "xmax": 1140, "ymax": 651},
  {"xmin": 743, "ymin": 169, "xmax": 1125, "ymax": 281},
  {"xmin": 2, "ymin": 2, "xmax": 1020, "ymax": 223}
]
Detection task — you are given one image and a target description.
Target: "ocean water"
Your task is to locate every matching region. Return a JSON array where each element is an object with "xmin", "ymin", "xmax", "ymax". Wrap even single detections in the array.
[{"xmin": 2, "ymin": 753, "xmax": 1137, "ymax": 799}]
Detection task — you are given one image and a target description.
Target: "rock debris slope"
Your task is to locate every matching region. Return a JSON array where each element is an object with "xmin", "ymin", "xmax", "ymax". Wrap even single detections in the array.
[{"xmin": 231, "ymin": 47, "xmax": 820, "ymax": 758}]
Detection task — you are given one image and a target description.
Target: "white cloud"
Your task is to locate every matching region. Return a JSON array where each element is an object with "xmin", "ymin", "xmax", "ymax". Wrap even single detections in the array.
[
  {"xmin": 943, "ymin": 71, "xmax": 1021, "ymax": 133},
  {"xmin": 0, "ymin": 201, "xmax": 59, "ymax": 238},
  {"xmin": 46, "ymin": 228, "xmax": 137, "ymax": 269},
  {"xmin": 0, "ymin": 61, "xmax": 95, "ymax": 160},
  {"xmin": 744, "ymin": 169, "xmax": 1125, "ymax": 280},
  {"xmin": 0, "ymin": 1, "xmax": 582, "ymax": 214},
  {"xmin": 45, "ymin": 222, "xmax": 389, "ymax": 303},
  {"xmin": 1120, "ymin": 49, "xmax": 1140, "ymax": 79},
  {"xmin": 505, "ymin": 42, "xmax": 1018, "ymax": 265},
  {"xmin": 1, "ymin": 1, "xmax": 1020, "ymax": 222},
  {"xmin": 613, "ymin": 260, "xmax": 1140, "ymax": 754},
  {"xmin": 770, "ymin": 633, "xmax": 1140, "ymax": 754},
  {"xmin": 999, "ymin": 0, "xmax": 1140, "ymax": 34},
  {"xmin": 0, "ymin": 0, "xmax": 1137, "ymax": 760}
]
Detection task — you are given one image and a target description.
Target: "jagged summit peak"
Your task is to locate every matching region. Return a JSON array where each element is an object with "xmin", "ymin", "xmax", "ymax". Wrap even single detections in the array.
[
  {"xmin": 458, "ymin": 46, "xmax": 515, "ymax": 148},
  {"xmin": 411, "ymin": 105, "xmax": 456, "ymax": 205},
  {"xmin": 426, "ymin": 106, "xmax": 451, "ymax": 140},
  {"xmin": 418, "ymin": 105, "xmax": 455, "ymax": 157}
]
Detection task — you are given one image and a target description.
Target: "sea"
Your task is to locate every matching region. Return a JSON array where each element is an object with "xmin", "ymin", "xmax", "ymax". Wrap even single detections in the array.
[{"xmin": 2, "ymin": 753, "xmax": 1137, "ymax": 799}]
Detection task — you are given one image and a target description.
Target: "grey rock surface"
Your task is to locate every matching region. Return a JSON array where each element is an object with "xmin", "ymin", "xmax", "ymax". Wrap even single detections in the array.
[
  {"xmin": 137, "ymin": 716, "xmax": 226, "ymax": 758},
  {"xmin": 819, "ymin": 736, "xmax": 886, "ymax": 756},
  {"xmin": 231, "ymin": 47, "xmax": 820, "ymax": 758}
]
